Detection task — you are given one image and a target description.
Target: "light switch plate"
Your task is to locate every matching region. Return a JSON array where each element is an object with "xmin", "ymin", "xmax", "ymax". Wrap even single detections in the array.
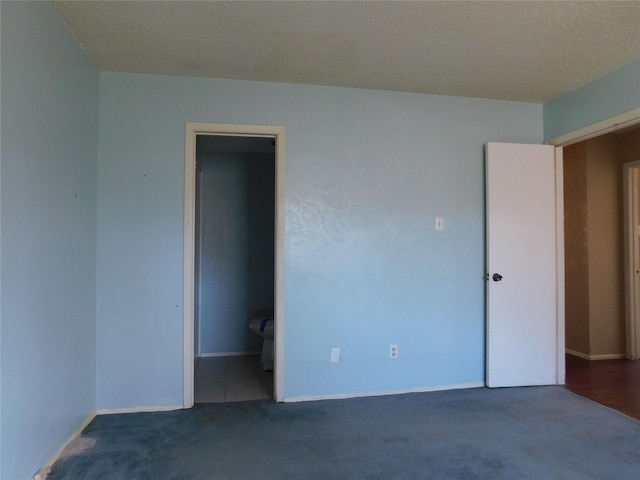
[{"xmin": 330, "ymin": 347, "xmax": 340, "ymax": 363}]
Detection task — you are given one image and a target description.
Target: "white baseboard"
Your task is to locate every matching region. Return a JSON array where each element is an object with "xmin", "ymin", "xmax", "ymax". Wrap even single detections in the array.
[
  {"xmin": 199, "ymin": 351, "xmax": 260, "ymax": 358},
  {"xmin": 96, "ymin": 404, "xmax": 183, "ymax": 415},
  {"xmin": 33, "ymin": 411, "xmax": 97, "ymax": 480},
  {"xmin": 566, "ymin": 349, "xmax": 626, "ymax": 360},
  {"xmin": 34, "ymin": 403, "xmax": 185, "ymax": 479},
  {"xmin": 284, "ymin": 381, "xmax": 485, "ymax": 403}
]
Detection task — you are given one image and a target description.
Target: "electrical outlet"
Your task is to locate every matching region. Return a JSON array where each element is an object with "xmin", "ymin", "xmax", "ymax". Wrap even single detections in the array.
[{"xmin": 390, "ymin": 344, "xmax": 398, "ymax": 359}]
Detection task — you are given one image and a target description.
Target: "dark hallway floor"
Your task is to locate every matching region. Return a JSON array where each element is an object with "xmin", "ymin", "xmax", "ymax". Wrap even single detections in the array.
[{"xmin": 564, "ymin": 354, "xmax": 640, "ymax": 420}]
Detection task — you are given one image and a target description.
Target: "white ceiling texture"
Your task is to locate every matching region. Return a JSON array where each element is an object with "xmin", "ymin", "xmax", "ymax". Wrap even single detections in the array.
[{"xmin": 51, "ymin": 1, "xmax": 640, "ymax": 103}]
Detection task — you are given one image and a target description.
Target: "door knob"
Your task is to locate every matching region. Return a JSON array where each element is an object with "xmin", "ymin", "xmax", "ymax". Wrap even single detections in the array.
[{"xmin": 492, "ymin": 273, "xmax": 503, "ymax": 282}]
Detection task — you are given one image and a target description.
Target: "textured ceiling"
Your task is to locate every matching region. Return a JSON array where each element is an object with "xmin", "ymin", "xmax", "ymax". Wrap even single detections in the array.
[{"xmin": 51, "ymin": 1, "xmax": 640, "ymax": 103}]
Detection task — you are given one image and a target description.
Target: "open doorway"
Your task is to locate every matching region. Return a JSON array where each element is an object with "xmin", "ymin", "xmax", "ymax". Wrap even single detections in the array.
[
  {"xmin": 562, "ymin": 125, "xmax": 640, "ymax": 417},
  {"xmin": 183, "ymin": 123, "xmax": 286, "ymax": 407},
  {"xmin": 623, "ymin": 159, "xmax": 640, "ymax": 360},
  {"xmin": 563, "ymin": 125, "xmax": 640, "ymax": 361},
  {"xmin": 193, "ymin": 135, "xmax": 276, "ymax": 403}
]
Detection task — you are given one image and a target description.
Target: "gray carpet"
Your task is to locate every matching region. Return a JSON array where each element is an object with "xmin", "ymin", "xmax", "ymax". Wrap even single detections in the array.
[{"xmin": 47, "ymin": 387, "xmax": 640, "ymax": 480}]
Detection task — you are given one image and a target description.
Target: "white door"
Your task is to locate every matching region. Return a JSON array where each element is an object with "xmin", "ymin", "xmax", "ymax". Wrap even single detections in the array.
[{"xmin": 486, "ymin": 142, "xmax": 558, "ymax": 387}]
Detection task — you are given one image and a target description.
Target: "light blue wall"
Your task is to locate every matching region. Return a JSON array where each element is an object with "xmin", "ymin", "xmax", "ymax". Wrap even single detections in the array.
[
  {"xmin": 0, "ymin": 2, "xmax": 2, "ymax": 472},
  {"xmin": 198, "ymin": 152, "xmax": 274, "ymax": 355},
  {"xmin": 544, "ymin": 58, "xmax": 640, "ymax": 141},
  {"xmin": 0, "ymin": 0, "xmax": 636, "ymax": 473},
  {"xmin": 0, "ymin": 2, "xmax": 98, "ymax": 479},
  {"xmin": 0, "ymin": 4, "xmax": 3, "ymax": 474},
  {"xmin": 96, "ymin": 72, "xmax": 542, "ymax": 407}
]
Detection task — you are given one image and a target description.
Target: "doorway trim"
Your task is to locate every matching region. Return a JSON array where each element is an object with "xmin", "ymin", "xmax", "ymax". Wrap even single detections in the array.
[
  {"xmin": 183, "ymin": 122, "xmax": 286, "ymax": 407},
  {"xmin": 546, "ymin": 107, "xmax": 640, "ymax": 147},
  {"xmin": 546, "ymin": 107, "xmax": 640, "ymax": 369},
  {"xmin": 623, "ymin": 160, "xmax": 640, "ymax": 360},
  {"xmin": 554, "ymin": 147, "xmax": 566, "ymax": 384}
]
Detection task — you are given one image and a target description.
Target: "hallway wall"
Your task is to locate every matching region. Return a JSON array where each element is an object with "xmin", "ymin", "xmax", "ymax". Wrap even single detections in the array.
[
  {"xmin": 563, "ymin": 142, "xmax": 590, "ymax": 354},
  {"xmin": 564, "ymin": 129, "xmax": 640, "ymax": 358}
]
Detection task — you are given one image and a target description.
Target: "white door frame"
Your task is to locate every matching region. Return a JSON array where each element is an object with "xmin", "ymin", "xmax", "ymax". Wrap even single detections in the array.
[
  {"xmin": 546, "ymin": 107, "xmax": 640, "ymax": 371},
  {"xmin": 183, "ymin": 122, "xmax": 286, "ymax": 407},
  {"xmin": 623, "ymin": 160, "xmax": 640, "ymax": 360},
  {"xmin": 554, "ymin": 147, "xmax": 566, "ymax": 384}
]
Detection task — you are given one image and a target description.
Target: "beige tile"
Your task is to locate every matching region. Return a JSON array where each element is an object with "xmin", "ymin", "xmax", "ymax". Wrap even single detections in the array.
[
  {"xmin": 259, "ymin": 370, "xmax": 274, "ymax": 398},
  {"xmin": 195, "ymin": 355, "xmax": 272, "ymax": 404},
  {"xmin": 225, "ymin": 380, "xmax": 270, "ymax": 402},
  {"xmin": 194, "ymin": 357, "xmax": 225, "ymax": 403},
  {"xmin": 226, "ymin": 355, "xmax": 260, "ymax": 374}
]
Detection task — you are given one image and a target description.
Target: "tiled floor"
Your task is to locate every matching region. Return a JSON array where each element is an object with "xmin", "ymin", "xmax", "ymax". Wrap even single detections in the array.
[{"xmin": 194, "ymin": 355, "xmax": 273, "ymax": 403}]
